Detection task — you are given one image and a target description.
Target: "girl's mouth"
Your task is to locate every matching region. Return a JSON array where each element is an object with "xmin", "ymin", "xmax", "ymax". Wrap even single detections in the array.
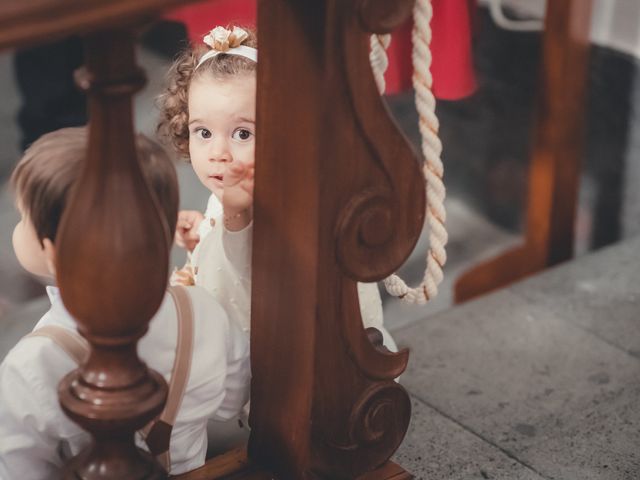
[{"xmin": 211, "ymin": 175, "xmax": 223, "ymax": 182}]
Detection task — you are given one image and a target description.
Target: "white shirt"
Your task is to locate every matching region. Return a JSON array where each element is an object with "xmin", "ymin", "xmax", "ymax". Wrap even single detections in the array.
[
  {"xmin": 0, "ymin": 285, "xmax": 250, "ymax": 478},
  {"xmin": 192, "ymin": 195, "xmax": 252, "ymax": 333},
  {"xmin": 195, "ymin": 194, "xmax": 223, "ymax": 241},
  {"xmin": 192, "ymin": 194, "xmax": 397, "ymax": 350}
]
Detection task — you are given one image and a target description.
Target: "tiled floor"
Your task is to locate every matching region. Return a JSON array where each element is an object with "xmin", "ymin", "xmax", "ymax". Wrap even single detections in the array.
[{"xmin": 395, "ymin": 237, "xmax": 640, "ymax": 479}]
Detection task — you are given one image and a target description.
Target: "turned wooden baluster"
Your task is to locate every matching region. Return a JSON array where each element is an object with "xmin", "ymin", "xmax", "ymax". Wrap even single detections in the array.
[
  {"xmin": 249, "ymin": 0, "xmax": 422, "ymax": 478},
  {"xmin": 55, "ymin": 27, "xmax": 169, "ymax": 479},
  {"xmin": 455, "ymin": 0, "xmax": 594, "ymax": 302}
]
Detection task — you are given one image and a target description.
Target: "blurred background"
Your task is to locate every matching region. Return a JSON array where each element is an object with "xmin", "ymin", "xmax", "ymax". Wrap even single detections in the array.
[{"xmin": 1, "ymin": 0, "xmax": 639, "ymax": 350}]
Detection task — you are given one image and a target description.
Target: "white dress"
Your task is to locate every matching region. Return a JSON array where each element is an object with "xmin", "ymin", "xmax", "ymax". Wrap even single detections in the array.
[
  {"xmin": 192, "ymin": 194, "xmax": 397, "ymax": 350},
  {"xmin": 0, "ymin": 285, "xmax": 250, "ymax": 478}
]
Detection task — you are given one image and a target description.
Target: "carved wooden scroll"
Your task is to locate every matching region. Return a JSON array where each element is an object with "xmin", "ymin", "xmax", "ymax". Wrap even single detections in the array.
[
  {"xmin": 1, "ymin": 0, "xmax": 423, "ymax": 477},
  {"xmin": 249, "ymin": 0, "xmax": 423, "ymax": 478},
  {"xmin": 454, "ymin": 0, "xmax": 594, "ymax": 302}
]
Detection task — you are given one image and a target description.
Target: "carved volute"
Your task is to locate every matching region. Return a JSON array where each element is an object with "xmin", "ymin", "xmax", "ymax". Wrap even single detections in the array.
[
  {"xmin": 250, "ymin": 0, "xmax": 423, "ymax": 478},
  {"xmin": 313, "ymin": 1, "xmax": 422, "ymax": 477},
  {"xmin": 55, "ymin": 28, "xmax": 169, "ymax": 479},
  {"xmin": 0, "ymin": 0, "xmax": 423, "ymax": 477}
]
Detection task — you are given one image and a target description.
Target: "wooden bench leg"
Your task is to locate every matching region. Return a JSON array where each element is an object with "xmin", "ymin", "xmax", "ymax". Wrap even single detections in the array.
[
  {"xmin": 455, "ymin": 0, "xmax": 594, "ymax": 303},
  {"xmin": 171, "ymin": 447, "xmax": 412, "ymax": 480}
]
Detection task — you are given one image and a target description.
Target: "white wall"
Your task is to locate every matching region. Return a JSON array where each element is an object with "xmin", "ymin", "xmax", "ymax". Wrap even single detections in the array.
[{"xmin": 591, "ymin": 0, "xmax": 640, "ymax": 58}]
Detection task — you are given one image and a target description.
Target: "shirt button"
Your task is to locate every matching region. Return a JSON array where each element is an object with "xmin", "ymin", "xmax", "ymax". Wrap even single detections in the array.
[{"xmin": 209, "ymin": 218, "xmax": 216, "ymax": 227}]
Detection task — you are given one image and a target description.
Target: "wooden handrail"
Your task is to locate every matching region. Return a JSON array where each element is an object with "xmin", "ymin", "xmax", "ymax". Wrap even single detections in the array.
[{"xmin": 0, "ymin": 0, "xmax": 200, "ymax": 50}]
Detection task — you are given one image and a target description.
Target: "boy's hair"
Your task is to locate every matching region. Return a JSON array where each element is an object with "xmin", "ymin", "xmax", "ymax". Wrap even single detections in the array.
[
  {"xmin": 157, "ymin": 26, "xmax": 257, "ymax": 158},
  {"xmin": 11, "ymin": 127, "xmax": 179, "ymax": 246}
]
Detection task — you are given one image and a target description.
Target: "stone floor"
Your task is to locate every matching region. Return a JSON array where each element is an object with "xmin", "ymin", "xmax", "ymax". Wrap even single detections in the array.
[{"xmin": 395, "ymin": 237, "xmax": 640, "ymax": 479}]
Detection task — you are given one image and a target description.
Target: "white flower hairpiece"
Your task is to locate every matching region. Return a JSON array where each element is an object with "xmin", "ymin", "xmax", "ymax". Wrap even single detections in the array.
[
  {"xmin": 203, "ymin": 26, "xmax": 249, "ymax": 52},
  {"xmin": 196, "ymin": 26, "xmax": 257, "ymax": 70}
]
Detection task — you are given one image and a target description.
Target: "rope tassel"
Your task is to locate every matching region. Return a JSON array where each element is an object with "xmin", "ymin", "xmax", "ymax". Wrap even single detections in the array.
[{"xmin": 370, "ymin": 0, "xmax": 448, "ymax": 305}]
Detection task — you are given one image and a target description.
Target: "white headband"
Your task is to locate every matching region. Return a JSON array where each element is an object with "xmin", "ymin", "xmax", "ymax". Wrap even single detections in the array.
[
  {"xmin": 195, "ymin": 26, "xmax": 258, "ymax": 71},
  {"xmin": 195, "ymin": 45, "xmax": 258, "ymax": 70}
]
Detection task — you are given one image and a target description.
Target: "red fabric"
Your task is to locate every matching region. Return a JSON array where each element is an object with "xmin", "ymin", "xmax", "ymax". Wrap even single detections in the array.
[
  {"xmin": 430, "ymin": 0, "xmax": 477, "ymax": 99},
  {"xmin": 386, "ymin": 0, "xmax": 476, "ymax": 99},
  {"xmin": 166, "ymin": 0, "xmax": 257, "ymax": 38},
  {"xmin": 167, "ymin": 0, "xmax": 475, "ymax": 99}
]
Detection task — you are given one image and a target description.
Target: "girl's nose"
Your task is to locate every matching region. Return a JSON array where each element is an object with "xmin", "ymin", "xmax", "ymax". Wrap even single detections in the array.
[{"xmin": 209, "ymin": 137, "xmax": 232, "ymax": 163}]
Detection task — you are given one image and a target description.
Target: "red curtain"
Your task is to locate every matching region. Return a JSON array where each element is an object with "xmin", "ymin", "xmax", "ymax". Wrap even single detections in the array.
[
  {"xmin": 166, "ymin": 0, "xmax": 256, "ymax": 36},
  {"xmin": 167, "ymin": 0, "xmax": 475, "ymax": 99}
]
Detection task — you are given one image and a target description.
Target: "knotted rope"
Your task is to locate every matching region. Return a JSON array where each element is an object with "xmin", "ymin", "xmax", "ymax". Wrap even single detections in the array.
[{"xmin": 371, "ymin": 0, "xmax": 447, "ymax": 304}]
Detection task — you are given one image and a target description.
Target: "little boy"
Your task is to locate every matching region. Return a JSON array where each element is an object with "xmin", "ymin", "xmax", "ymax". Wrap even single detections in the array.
[{"xmin": 0, "ymin": 127, "xmax": 250, "ymax": 477}]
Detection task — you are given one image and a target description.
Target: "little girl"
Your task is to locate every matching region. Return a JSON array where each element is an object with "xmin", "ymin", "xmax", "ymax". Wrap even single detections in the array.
[{"xmin": 158, "ymin": 25, "xmax": 397, "ymax": 350}]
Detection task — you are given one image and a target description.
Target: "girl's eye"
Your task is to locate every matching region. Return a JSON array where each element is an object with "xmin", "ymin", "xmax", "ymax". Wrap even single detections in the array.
[
  {"xmin": 194, "ymin": 128, "xmax": 212, "ymax": 139},
  {"xmin": 232, "ymin": 128, "xmax": 253, "ymax": 141}
]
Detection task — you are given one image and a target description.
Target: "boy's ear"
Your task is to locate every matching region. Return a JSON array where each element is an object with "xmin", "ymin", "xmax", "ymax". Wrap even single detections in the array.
[{"xmin": 42, "ymin": 238, "xmax": 56, "ymax": 276}]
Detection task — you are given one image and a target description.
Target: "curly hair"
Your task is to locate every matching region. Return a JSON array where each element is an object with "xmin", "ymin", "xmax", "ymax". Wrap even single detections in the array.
[
  {"xmin": 11, "ymin": 127, "xmax": 179, "ymax": 246},
  {"xmin": 157, "ymin": 26, "xmax": 258, "ymax": 159}
]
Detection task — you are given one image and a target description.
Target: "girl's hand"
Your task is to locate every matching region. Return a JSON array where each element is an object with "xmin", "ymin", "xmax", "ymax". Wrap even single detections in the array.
[
  {"xmin": 223, "ymin": 161, "xmax": 254, "ymax": 231},
  {"xmin": 175, "ymin": 210, "xmax": 204, "ymax": 252}
]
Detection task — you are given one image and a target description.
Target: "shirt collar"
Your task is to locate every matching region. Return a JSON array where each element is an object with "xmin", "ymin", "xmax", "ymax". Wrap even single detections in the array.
[
  {"xmin": 45, "ymin": 285, "xmax": 61, "ymax": 305},
  {"xmin": 40, "ymin": 285, "xmax": 81, "ymax": 332}
]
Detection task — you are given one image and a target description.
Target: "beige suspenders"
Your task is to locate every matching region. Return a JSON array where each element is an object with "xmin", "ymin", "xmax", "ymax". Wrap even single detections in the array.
[
  {"xmin": 25, "ymin": 285, "xmax": 195, "ymax": 473},
  {"xmin": 142, "ymin": 285, "xmax": 195, "ymax": 469},
  {"xmin": 26, "ymin": 325, "xmax": 89, "ymax": 364}
]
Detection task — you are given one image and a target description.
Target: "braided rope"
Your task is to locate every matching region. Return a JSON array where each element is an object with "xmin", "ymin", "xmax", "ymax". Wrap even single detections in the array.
[
  {"xmin": 369, "ymin": 33, "xmax": 391, "ymax": 93},
  {"xmin": 372, "ymin": 0, "xmax": 447, "ymax": 304}
]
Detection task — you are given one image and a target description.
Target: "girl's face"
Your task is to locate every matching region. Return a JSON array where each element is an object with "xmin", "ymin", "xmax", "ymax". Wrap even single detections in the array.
[{"xmin": 188, "ymin": 73, "xmax": 257, "ymax": 201}]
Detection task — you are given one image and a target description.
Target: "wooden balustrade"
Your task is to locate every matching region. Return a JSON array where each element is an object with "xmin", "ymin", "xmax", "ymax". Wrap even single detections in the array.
[
  {"xmin": 56, "ymin": 27, "xmax": 170, "ymax": 479},
  {"xmin": 1, "ymin": 0, "xmax": 598, "ymax": 477},
  {"xmin": 1, "ymin": 0, "xmax": 423, "ymax": 478},
  {"xmin": 0, "ymin": 1, "xmax": 200, "ymax": 478}
]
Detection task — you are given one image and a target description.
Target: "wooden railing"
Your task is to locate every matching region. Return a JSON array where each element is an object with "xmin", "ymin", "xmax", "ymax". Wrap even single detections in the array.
[{"xmin": 2, "ymin": 0, "xmax": 422, "ymax": 478}]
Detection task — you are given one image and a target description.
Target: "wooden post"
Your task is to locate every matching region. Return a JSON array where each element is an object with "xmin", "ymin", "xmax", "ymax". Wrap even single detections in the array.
[
  {"xmin": 455, "ymin": 0, "xmax": 594, "ymax": 302},
  {"xmin": 248, "ymin": 0, "xmax": 422, "ymax": 478},
  {"xmin": 55, "ymin": 27, "xmax": 169, "ymax": 479}
]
